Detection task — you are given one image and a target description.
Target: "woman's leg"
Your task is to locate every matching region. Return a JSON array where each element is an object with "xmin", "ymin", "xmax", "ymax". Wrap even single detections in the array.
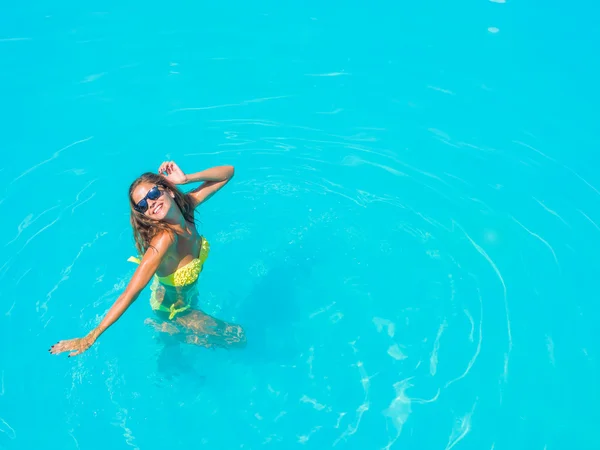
[
  {"xmin": 175, "ymin": 309, "xmax": 246, "ymax": 349},
  {"xmin": 144, "ymin": 317, "xmax": 182, "ymax": 335},
  {"xmin": 149, "ymin": 285, "xmax": 245, "ymax": 349}
]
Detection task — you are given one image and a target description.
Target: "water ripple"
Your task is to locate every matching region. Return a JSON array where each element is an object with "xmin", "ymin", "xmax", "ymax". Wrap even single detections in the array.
[
  {"xmin": 427, "ymin": 85, "xmax": 455, "ymax": 96},
  {"xmin": 0, "ymin": 37, "xmax": 32, "ymax": 42},
  {"xmin": 11, "ymin": 136, "xmax": 93, "ymax": 184},
  {"xmin": 445, "ymin": 401, "xmax": 476, "ymax": 450},
  {"xmin": 21, "ymin": 217, "xmax": 60, "ymax": 253},
  {"xmin": 565, "ymin": 165, "xmax": 600, "ymax": 198},
  {"xmin": 305, "ymin": 72, "xmax": 350, "ymax": 77},
  {"xmin": 37, "ymin": 232, "xmax": 108, "ymax": 316},
  {"xmin": 0, "ymin": 417, "xmax": 16, "ymax": 439},
  {"xmin": 532, "ymin": 197, "xmax": 570, "ymax": 227},
  {"xmin": 511, "ymin": 216, "xmax": 560, "ymax": 271},
  {"xmin": 5, "ymin": 205, "xmax": 61, "ymax": 246},
  {"xmin": 382, "ymin": 378, "xmax": 413, "ymax": 450},
  {"xmin": 464, "ymin": 309, "xmax": 475, "ymax": 342},
  {"xmin": 169, "ymin": 95, "xmax": 292, "ymax": 113},
  {"xmin": 333, "ymin": 347, "xmax": 372, "ymax": 447},
  {"xmin": 455, "ymin": 222, "xmax": 512, "ymax": 382},
  {"xmin": 445, "ymin": 281, "xmax": 483, "ymax": 388},
  {"xmin": 300, "ymin": 395, "xmax": 330, "ymax": 412},
  {"xmin": 546, "ymin": 335, "xmax": 556, "ymax": 366},
  {"xmin": 430, "ymin": 320, "xmax": 447, "ymax": 377},
  {"xmin": 512, "ymin": 140, "xmax": 557, "ymax": 163},
  {"xmin": 578, "ymin": 209, "xmax": 600, "ymax": 232},
  {"xmin": 412, "ymin": 389, "xmax": 441, "ymax": 404}
]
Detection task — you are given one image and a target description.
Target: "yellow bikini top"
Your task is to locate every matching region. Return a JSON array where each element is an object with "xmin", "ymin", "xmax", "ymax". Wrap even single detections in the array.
[{"xmin": 128, "ymin": 237, "xmax": 210, "ymax": 287}]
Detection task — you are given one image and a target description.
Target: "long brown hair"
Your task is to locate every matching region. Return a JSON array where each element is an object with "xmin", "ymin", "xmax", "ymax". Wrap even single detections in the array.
[{"xmin": 129, "ymin": 173, "xmax": 195, "ymax": 255}]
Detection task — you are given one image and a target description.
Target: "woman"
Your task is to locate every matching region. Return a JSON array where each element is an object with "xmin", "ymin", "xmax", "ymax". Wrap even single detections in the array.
[{"xmin": 50, "ymin": 161, "xmax": 246, "ymax": 357}]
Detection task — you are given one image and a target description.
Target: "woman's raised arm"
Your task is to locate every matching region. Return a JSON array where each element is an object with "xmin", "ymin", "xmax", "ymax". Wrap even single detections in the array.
[{"xmin": 158, "ymin": 161, "xmax": 234, "ymax": 208}]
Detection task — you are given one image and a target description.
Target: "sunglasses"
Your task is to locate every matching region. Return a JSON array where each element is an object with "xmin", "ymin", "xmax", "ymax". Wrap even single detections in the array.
[{"xmin": 134, "ymin": 185, "xmax": 163, "ymax": 213}]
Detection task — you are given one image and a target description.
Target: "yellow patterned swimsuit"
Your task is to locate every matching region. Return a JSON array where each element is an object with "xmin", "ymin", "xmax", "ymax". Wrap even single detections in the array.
[{"xmin": 128, "ymin": 237, "xmax": 210, "ymax": 319}]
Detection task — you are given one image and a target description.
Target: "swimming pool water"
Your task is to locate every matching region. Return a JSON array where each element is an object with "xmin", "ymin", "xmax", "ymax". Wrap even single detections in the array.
[{"xmin": 1, "ymin": 0, "xmax": 599, "ymax": 449}]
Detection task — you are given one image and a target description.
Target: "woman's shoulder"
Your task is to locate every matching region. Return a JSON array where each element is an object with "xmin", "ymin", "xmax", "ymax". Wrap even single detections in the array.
[{"xmin": 148, "ymin": 230, "xmax": 177, "ymax": 254}]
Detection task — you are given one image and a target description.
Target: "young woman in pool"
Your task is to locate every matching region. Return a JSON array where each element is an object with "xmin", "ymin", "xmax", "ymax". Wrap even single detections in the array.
[{"xmin": 50, "ymin": 161, "xmax": 245, "ymax": 357}]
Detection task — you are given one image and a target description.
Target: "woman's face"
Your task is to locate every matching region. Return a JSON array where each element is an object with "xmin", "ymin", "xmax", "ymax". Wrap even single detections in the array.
[{"xmin": 131, "ymin": 182, "xmax": 175, "ymax": 221}]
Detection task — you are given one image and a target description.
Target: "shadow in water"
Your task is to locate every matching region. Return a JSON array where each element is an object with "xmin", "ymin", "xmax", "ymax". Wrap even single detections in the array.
[
  {"xmin": 237, "ymin": 241, "xmax": 322, "ymax": 364},
  {"xmin": 153, "ymin": 333, "xmax": 206, "ymax": 387}
]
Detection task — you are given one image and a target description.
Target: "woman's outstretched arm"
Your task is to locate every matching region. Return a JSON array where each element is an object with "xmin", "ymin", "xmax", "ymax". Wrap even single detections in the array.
[
  {"xmin": 50, "ymin": 232, "xmax": 173, "ymax": 357},
  {"xmin": 158, "ymin": 161, "xmax": 234, "ymax": 208}
]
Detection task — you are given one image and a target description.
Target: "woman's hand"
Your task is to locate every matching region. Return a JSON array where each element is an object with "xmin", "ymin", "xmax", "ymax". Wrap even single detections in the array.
[
  {"xmin": 158, "ymin": 161, "xmax": 188, "ymax": 185},
  {"xmin": 49, "ymin": 334, "xmax": 96, "ymax": 357}
]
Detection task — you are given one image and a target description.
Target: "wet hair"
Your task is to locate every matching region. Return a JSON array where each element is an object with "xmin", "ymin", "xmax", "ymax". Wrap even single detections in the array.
[{"xmin": 128, "ymin": 172, "xmax": 195, "ymax": 254}]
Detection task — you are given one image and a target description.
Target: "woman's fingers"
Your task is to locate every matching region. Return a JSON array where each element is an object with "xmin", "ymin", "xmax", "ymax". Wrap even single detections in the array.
[
  {"xmin": 49, "ymin": 338, "xmax": 84, "ymax": 356},
  {"xmin": 158, "ymin": 161, "xmax": 182, "ymax": 178},
  {"xmin": 158, "ymin": 161, "xmax": 181, "ymax": 173},
  {"xmin": 49, "ymin": 340, "xmax": 70, "ymax": 354},
  {"xmin": 49, "ymin": 341, "xmax": 63, "ymax": 353}
]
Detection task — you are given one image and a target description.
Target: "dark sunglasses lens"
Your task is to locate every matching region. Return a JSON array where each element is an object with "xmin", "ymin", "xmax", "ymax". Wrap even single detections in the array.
[
  {"xmin": 136, "ymin": 199, "xmax": 148, "ymax": 213},
  {"xmin": 147, "ymin": 186, "xmax": 161, "ymax": 200}
]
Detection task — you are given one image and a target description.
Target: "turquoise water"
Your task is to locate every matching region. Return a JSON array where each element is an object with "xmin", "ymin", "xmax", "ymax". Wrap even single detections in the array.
[{"xmin": 1, "ymin": 1, "xmax": 599, "ymax": 448}]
